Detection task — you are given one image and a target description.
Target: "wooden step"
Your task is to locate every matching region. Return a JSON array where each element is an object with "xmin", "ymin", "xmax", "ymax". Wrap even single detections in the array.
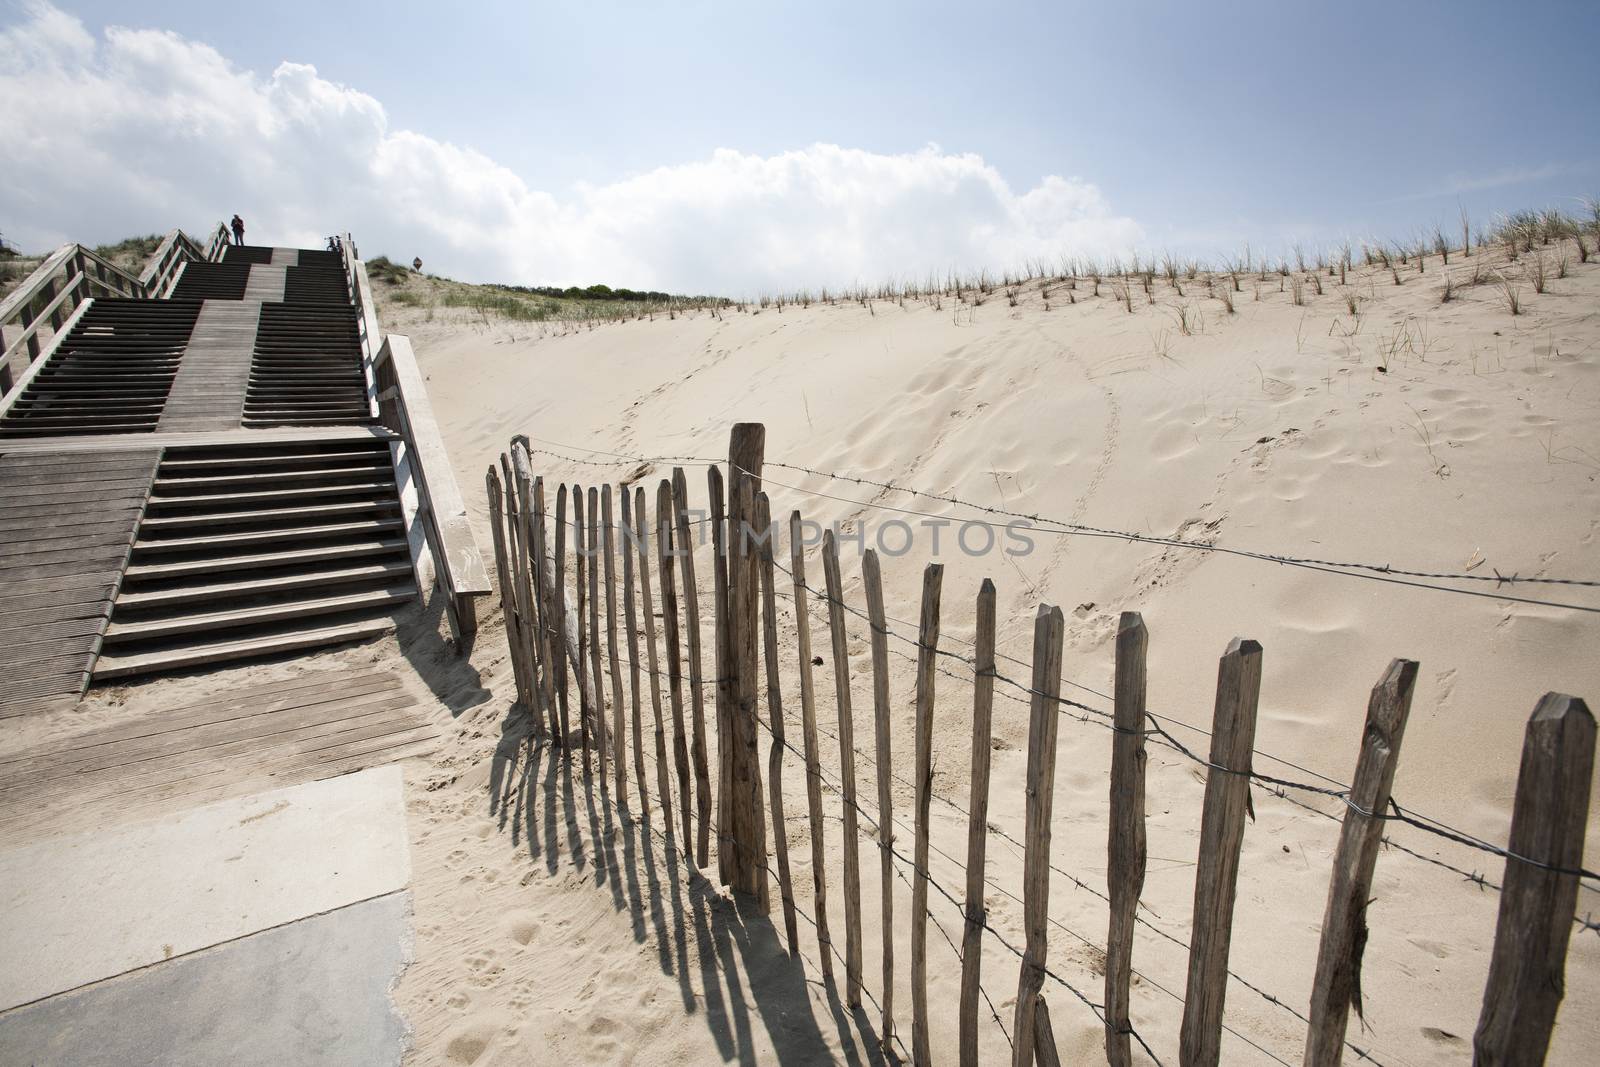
[
  {"xmin": 93, "ymin": 617, "xmax": 397, "ymax": 680},
  {"xmin": 115, "ymin": 561, "xmax": 415, "ymax": 609},
  {"xmin": 146, "ymin": 481, "xmax": 397, "ymax": 509},
  {"xmin": 138, "ymin": 500, "xmax": 400, "ymax": 532},
  {"xmin": 104, "ymin": 586, "xmax": 415, "ymax": 642},
  {"xmin": 130, "ymin": 518, "xmax": 404, "ymax": 554},
  {"xmin": 153, "ymin": 465, "xmax": 390, "ymax": 492},
  {"xmin": 126, "ymin": 537, "xmax": 408, "ymax": 577}
]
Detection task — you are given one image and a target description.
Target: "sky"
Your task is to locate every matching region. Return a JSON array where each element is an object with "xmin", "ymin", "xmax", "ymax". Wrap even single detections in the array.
[{"xmin": 3, "ymin": 0, "xmax": 1597, "ymax": 294}]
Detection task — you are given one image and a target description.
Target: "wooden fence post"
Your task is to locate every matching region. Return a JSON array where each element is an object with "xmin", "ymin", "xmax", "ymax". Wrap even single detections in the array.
[
  {"xmin": 499, "ymin": 454, "xmax": 534, "ymax": 710},
  {"xmin": 1106, "ymin": 612, "xmax": 1149, "ymax": 1066},
  {"xmin": 910, "ymin": 563, "xmax": 943, "ymax": 1067},
  {"xmin": 862, "ymin": 549, "xmax": 896, "ymax": 1050},
  {"xmin": 587, "ymin": 486, "xmax": 608, "ymax": 783},
  {"xmin": 709, "ymin": 463, "xmax": 733, "ymax": 884},
  {"xmin": 553, "ymin": 484, "xmax": 571, "ymax": 744},
  {"xmin": 727, "ymin": 432, "xmax": 770, "ymax": 908},
  {"xmin": 531, "ymin": 476, "xmax": 560, "ymax": 740},
  {"xmin": 1473, "ymin": 692, "xmax": 1595, "ymax": 1065},
  {"xmin": 790, "ymin": 511, "xmax": 834, "ymax": 983},
  {"xmin": 671, "ymin": 468, "xmax": 714, "ymax": 867},
  {"xmin": 602, "ymin": 485, "xmax": 627, "ymax": 801},
  {"xmin": 573, "ymin": 484, "xmax": 591, "ymax": 761},
  {"xmin": 485, "ymin": 467, "xmax": 527, "ymax": 702},
  {"xmin": 959, "ymin": 579, "xmax": 997, "ymax": 1067},
  {"xmin": 620, "ymin": 486, "xmax": 648, "ymax": 812},
  {"xmin": 756, "ymin": 491, "xmax": 798, "ymax": 951},
  {"xmin": 1304, "ymin": 658, "xmax": 1418, "ymax": 1065},
  {"xmin": 634, "ymin": 487, "xmax": 670, "ymax": 826},
  {"xmin": 1180, "ymin": 637, "xmax": 1264, "ymax": 1067},
  {"xmin": 1033, "ymin": 994, "xmax": 1063, "ymax": 1067},
  {"xmin": 658, "ymin": 480, "xmax": 695, "ymax": 849},
  {"xmin": 822, "ymin": 529, "xmax": 865, "ymax": 1008},
  {"xmin": 1012, "ymin": 604, "xmax": 1065, "ymax": 1067},
  {"xmin": 511, "ymin": 445, "xmax": 548, "ymax": 731}
]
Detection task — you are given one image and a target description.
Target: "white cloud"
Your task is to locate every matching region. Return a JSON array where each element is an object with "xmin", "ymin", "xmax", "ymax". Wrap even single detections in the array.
[{"xmin": 0, "ymin": 3, "xmax": 1142, "ymax": 293}]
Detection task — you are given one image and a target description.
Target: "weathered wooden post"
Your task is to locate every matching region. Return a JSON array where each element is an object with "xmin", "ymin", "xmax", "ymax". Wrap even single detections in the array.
[
  {"xmin": 1180, "ymin": 637, "xmax": 1264, "ymax": 1067},
  {"xmin": 530, "ymin": 475, "xmax": 561, "ymax": 739},
  {"xmin": 1106, "ymin": 612, "xmax": 1149, "ymax": 1066},
  {"xmin": 910, "ymin": 563, "xmax": 943, "ymax": 1067},
  {"xmin": 726, "ymin": 425, "xmax": 770, "ymax": 907},
  {"xmin": 1303, "ymin": 658, "xmax": 1417, "ymax": 1065},
  {"xmin": 709, "ymin": 463, "xmax": 733, "ymax": 884},
  {"xmin": 1033, "ymin": 994, "xmax": 1063, "ymax": 1067},
  {"xmin": 822, "ymin": 529, "xmax": 865, "ymax": 1008},
  {"xmin": 573, "ymin": 484, "xmax": 591, "ymax": 760},
  {"xmin": 1012, "ymin": 604, "xmax": 1064, "ymax": 1067},
  {"xmin": 620, "ymin": 486, "xmax": 648, "ymax": 811},
  {"xmin": 671, "ymin": 468, "xmax": 713, "ymax": 866},
  {"xmin": 553, "ymin": 484, "xmax": 571, "ymax": 743},
  {"xmin": 756, "ymin": 491, "xmax": 799, "ymax": 951},
  {"xmin": 601, "ymin": 485, "xmax": 627, "ymax": 801},
  {"xmin": 790, "ymin": 510, "xmax": 834, "ymax": 983},
  {"xmin": 587, "ymin": 486, "xmax": 607, "ymax": 782},
  {"xmin": 634, "ymin": 486, "xmax": 671, "ymax": 827},
  {"xmin": 1473, "ymin": 692, "xmax": 1594, "ymax": 1065},
  {"xmin": 862, "ymin": 548, "xmax": 896, "ymax": 1050},
  {"xmin": 959, "ymin": 579, "xmax": 997, "ymax": 1067},
  {"xmin": 657, "ymin": 480, "xmax": 694, "ymax": 849},
  {"xmin": 485, "ymin": 467, "xmax": 527, "ymax": 701}
]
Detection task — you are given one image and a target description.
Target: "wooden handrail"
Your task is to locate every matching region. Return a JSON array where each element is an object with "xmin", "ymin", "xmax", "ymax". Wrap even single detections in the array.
[
  {"xmin": 337, "ymin": 233, "xmax": 490, "ymax": 646},
  {"xmin": 1, "ymin": 225, "xmax": 222, "ymax": 397}
]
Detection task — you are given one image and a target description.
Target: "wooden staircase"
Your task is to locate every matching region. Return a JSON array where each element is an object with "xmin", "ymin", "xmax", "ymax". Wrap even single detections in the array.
[
  {"xmin": 0, "ymin": 300, "xmax": 202, "ymax": 437},
  {"xmin": 94, "ymin": 436, "xmax": 416, "ymax": 679}
]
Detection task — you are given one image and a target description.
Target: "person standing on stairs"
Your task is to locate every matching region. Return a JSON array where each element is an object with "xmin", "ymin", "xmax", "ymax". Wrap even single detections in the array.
[{"xmin": 231, "ymin": 214, "xmax": 245, "ymax": 246}]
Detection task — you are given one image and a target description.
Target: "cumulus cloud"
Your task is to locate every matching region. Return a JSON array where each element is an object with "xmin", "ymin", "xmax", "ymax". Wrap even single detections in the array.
[{"xmin": 1, "ymin": 3, "xmax": 1142, "ymax": 293}]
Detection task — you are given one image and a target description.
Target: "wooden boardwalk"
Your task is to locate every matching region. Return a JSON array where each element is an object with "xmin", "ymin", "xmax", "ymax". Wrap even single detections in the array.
[
  {"xmin": 0, "ymin": 449, "xmax": 160, "ymax": 717},
  {"xmin": 157, "ymin": 302, "xmax": 260, "ymax": 432},
  {"xmin": 0, "ymin": 668, "xmax": 437, "ymax": 842}
]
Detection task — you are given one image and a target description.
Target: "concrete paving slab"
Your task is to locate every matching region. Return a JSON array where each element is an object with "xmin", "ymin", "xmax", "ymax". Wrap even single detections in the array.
[
  {"xmin": 0, "ymin": 890, "xmax": 412, "ymax": 1067},
  {"xmin": 0, "ymin": 764, "xmax": 410, "ymax": 1011}
]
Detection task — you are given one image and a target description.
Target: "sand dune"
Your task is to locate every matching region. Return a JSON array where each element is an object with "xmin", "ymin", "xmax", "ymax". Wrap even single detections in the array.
[{"xmin": 380, "ymin": 242, "xmax": 1599, "ymax": 1064}]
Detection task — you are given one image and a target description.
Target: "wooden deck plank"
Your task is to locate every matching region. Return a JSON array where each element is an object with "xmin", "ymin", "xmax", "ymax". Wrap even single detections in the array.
[
  {"xmin": 0, "ymin": 449, "xmax": 157, "ymax": 718},
  {"xmin": 0, "ymin": 667, "xmax": 437, "ymax": 840}
]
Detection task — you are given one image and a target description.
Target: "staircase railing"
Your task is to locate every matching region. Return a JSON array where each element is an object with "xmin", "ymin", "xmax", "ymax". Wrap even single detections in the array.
[
  {"xmin": 339, "ymin": 232, "xmax": 491, "ymax": 647},
  {"xmin": 0, "ymin": 224, "xmax": 226, "ymax": 397}
]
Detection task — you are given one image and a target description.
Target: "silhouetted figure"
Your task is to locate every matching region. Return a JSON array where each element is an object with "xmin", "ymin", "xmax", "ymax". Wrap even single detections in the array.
[
  {"xmin": 412, "ymin": 257, "xmax": 423, "ymax": 272},
  {"xmin": 230, "ymin": 214, "xmax": 245, "ymax": 246}
]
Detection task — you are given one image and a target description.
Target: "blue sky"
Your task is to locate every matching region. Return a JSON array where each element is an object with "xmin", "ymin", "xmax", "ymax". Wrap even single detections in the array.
[{"xmin": 5, "ymin": 1, "xmax": 1597, "ymax": 291}]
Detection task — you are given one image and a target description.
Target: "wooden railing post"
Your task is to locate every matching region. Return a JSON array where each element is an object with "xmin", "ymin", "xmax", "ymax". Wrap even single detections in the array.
[
  {"xmin": 1473, "ymin": 692, "xmax": 1594, "ymax": 1065},
  {"xmin": 822, "ymin": 528, "xmax": 865, "ymax": 1008},
  {"xmin": 1304, "ymin": 658, "xmax": 1417, "ymax": 1065},
  {"xmin": 485, "ymin": 467, "xmax": 527, "ymax": 703},
  {"xmin": 790, "ymin": 510, "xmax": 834, "ymax": 984},
  {"xmin": 910, "ymin": 562, "xmax": 943, "ymax": 1067},
  {"xmin": 1033, "ymin": 993, "xmax": 1064, "ymax": 1067},
  {"xmin": 1180, "ymin": 637, "xmax": 1264, "ymax": 1067},
  {"xmin": 1106, "ymin": 612, "xmax": 1149, "ymax": 1066},
  {"xmin": 573, "ymin": 484, "xmax": 591, "ymax": 760},
  {"xmin": 959, "ymin": 578, "xmax": 997, "ymax": 1067},
  {"xmin": 1013, "ymin": 604, "xmax": 1065, "ymax": 1067}
]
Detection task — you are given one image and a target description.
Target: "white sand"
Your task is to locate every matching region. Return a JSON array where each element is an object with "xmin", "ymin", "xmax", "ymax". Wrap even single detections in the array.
[{"xmin": 381, "ymin": 243, "xmax": 1599, "ymax": 1065}]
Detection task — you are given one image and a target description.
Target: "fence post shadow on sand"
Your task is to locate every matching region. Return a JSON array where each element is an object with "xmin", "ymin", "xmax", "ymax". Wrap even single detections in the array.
[{"xmin": 482, "ymin": 422, "xmax": 1595, "ymax": 1066}]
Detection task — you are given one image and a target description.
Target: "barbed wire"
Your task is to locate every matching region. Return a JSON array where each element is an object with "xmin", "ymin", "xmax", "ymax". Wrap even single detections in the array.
[{"xmin": 517, "ymin": 437, "xmax": 1600, "ymax": 611}]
